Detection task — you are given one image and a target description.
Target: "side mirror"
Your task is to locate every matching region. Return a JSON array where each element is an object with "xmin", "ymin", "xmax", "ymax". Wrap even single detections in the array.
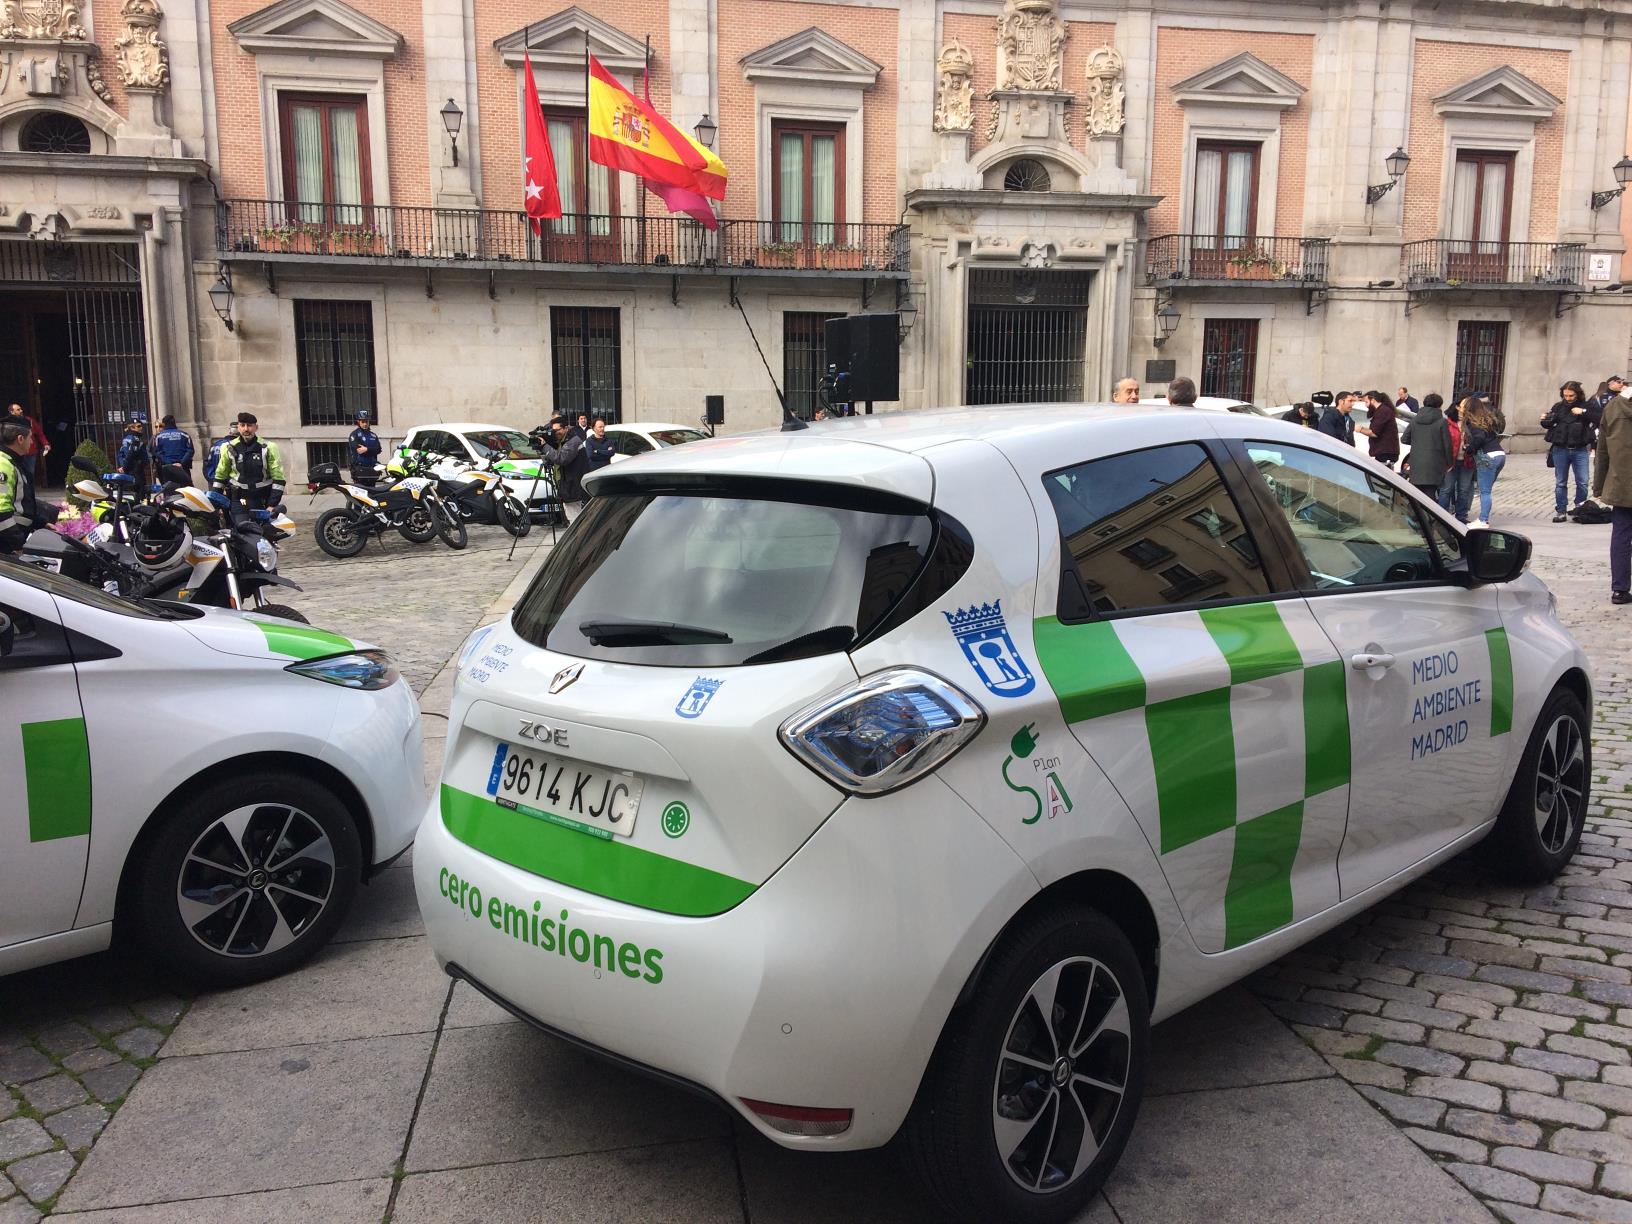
[
  {"xmin": 69, "ymin": 455, "xmax": 98, "ymax": 474},
  {"xmin": 160, "ymin": 462, "xmax": 189, "ymax": 484},
  {"xmin": 1464, "ymin": 528, "xmax": 1531, "ymax": 585},
  {"xmin": 0, "ymin": 611, "xmax": 12, "ymax": 657}
]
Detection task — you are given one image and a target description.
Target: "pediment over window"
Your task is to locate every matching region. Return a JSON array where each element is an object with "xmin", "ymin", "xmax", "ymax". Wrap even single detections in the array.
[
  {"xmin": 494, "ymin": 7, "xmax": 646, "ymax": 71},
  {"xmin": 228, "ymin": 0, "xmax": 402, "ymax": 57},
  {"xmin": 1172, "ymin": 53, "xmax": 1304, "ymax": 110},
  {"xmin": 1434, "ymin": 67, "xmax": 1559, "ymax": 122},
  {"xmin": 742, "ymin": 28, "xmax": 881, "ymax": 88}
]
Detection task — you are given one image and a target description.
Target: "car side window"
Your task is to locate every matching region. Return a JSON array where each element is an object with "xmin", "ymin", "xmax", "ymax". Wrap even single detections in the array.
[
  {"xmin": 0, "ymin": 601, "xmax": 73, "ymax": 672},
  {"xmin": 1245, "ymin": 442, "xmax": 1440, "ymax": 590},
  {"xmin": 1043, "ymin": 442, "xmax": 1275, "ymax": 618}
]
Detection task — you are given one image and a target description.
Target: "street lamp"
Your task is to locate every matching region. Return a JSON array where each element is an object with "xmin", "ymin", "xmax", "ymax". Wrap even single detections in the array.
[
  {"xmin": 441, "ymin": 98, "xmax": 464, "ymax": 167},
  {"xmin": 1590, "ymin": 155, "xmax": 1632, "ymax": 209},
  {"xmin": 693, "ymin": 113, "xmax": 717, "ymax": 150},
  {"xmin": 1366, "ymin": 147, "xmax": 1410, "ymax": 205},
  {"xmin": 1154, "ymin": 302, "xmax": 1180, "ymax": 347},
  {"xmin": 207, "ymin": 266, "xmax": 234, "ymax": 333}
]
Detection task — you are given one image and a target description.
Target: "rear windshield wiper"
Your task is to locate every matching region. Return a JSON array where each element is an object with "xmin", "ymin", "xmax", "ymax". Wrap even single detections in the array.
[
  {"xmin": 741, "ymin": 625, "xmax": 855, "ymax": 665},
  {"xmin": 579, "ymin": 619, "xmax": 733, "ymax": 646}
]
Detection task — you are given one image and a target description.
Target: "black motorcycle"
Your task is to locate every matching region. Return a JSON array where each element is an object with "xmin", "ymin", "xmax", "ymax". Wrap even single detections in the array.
[{"xmin": 308, "ymin": 459, "xmax": 464, "ymax": 557}]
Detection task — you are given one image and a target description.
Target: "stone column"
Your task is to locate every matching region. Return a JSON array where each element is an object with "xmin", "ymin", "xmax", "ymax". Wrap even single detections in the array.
[{"xmin": 423, "ymin": 0, "xmax": 479, "ymax": 208}]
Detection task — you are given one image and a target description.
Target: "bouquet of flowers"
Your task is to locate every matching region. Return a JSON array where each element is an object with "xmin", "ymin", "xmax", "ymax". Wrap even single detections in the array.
[{"xmin": 54, "ymin": 506, "xmax": 98, "ymax": 539}]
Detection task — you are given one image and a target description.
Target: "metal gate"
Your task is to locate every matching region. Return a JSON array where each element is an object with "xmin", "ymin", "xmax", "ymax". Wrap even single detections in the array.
[
  {"xmin": 965, "ymin": 269, "xmax": 1091, "ymax": 406},
  {"xmin": 68, "ymin": 285, "xmax": 151, "ymax": 460}
]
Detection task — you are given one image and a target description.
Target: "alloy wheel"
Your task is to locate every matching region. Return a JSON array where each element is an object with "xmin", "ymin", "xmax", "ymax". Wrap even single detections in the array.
[
  {"xmin": 176, "ymin": 803, "xmax": 337, "ymax": 958},
  {"xmin": 993, "ymin": 956, "xmax": 1131, "ymax": 1193},
  {"xmin": 321, "ymin": 513, "xmax": 359, "ymax": 550},
  {"xmin": 1534, "ymin": 713, "xmax": 1586, "ymax": 854}
]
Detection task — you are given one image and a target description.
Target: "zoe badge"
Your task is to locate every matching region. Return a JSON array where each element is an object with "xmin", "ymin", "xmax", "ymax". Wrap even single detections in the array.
[{"xmin": 945, "ymin": 600, "xmax": 1035, "ymax": 698}]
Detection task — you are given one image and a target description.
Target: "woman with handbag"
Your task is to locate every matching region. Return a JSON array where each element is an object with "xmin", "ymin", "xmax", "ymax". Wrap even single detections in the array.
[
  {"xmin": 1462, "ymin": 397, "xmax": 1506, "ymax": 528},
  {"xmin": 1439, "ymin": 405, "xmax": 1476, "ymax": 523}
]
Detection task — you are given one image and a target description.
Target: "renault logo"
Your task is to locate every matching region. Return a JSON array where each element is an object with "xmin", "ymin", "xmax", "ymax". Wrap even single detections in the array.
[{"xmin": 549, "ymin": 663, "xmax": 584, "ymax": 695}]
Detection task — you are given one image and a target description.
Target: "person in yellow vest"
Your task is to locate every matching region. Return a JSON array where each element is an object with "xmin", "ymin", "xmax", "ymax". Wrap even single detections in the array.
[
  {"xmin": 212, "ymin": 412, "xmax": 286, "ymax": 509},
  {"xmin": 0, "ymin": 421, "xmax": 53, "ymax": 554}
]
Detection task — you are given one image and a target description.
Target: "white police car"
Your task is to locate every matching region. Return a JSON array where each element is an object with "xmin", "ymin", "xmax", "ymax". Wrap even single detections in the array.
[
  {"xmin": 1, "ymin": 560, "xmax": 424, "ymax": 984},
  {"xmin": 414, "ymin": 404, "xmax": 1588, "ymax": 1223}
]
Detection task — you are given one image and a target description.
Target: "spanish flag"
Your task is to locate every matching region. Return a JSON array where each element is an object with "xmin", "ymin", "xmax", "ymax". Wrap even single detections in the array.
[{"xmin": 587, "ymin": 54, "xmax": 727, "ymax": 201}]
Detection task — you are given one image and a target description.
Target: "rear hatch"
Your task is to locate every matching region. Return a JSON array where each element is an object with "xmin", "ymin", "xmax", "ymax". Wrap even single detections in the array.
[{"xmin": 437, "ymin": 440, "xmax": 965, "ymax": 916}]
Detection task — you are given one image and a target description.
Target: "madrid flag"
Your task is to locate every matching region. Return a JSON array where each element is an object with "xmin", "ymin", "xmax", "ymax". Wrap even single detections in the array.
[
  {"xmin": 522, "ymin": 52, "xmax": 562, "ymax": 231},
  {"xmin": 587, "ymin": 55, "xmax": 727, "ymax": 200}
]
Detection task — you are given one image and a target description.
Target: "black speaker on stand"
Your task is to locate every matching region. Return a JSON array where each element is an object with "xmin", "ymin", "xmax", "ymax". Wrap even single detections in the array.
[
  {"xmin": 704, "ymin": 394, "xmax": 724, "ymax": 436},
  {"xmin": 824, "ymin": 314, "xmax": 900, "ymax": 410}
]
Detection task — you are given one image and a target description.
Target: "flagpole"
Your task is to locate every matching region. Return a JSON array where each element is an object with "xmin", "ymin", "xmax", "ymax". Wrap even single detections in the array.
[
  {"xmin": 639, "ymin": 34, "xmax": 649, "ymax": 267},
  {"xmin": 583, "ymin": 32, "xmax": 591, "ymax": 266}
]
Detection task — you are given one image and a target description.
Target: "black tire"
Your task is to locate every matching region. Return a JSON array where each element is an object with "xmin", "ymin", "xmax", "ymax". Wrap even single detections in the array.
[
  {"xmin": 315, "ymin": 506, "xmax": 368, "ymax": 558},
  {"xmin": 902, "ymin": 906, "xmax": 1149, "ymax": 1224},
  {"xmin": 431, "ymin": 494, "xmax": 467, "ymax": 550},
  {"xmin": 397, "ymin": 504, "xmax": 437, "ymax": 543},
  {"xmin": 251, "ymin": 602, "xmax": 308, "ymax": 624},
  {"xmin": 131, "ymin": 771, "xmax": 362, "ymax": 987},
  {"xmin": 497, "ymin": 494, "xmax": 531, "ymax": 538},
  {"xmin": 1486, "ymin": 687, "xmax": 1591, "ymax": 883}
]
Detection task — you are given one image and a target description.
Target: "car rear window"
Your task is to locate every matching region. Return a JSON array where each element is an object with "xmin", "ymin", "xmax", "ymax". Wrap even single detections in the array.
[
  {"xmin": 512, "ymin": 484, "xmax": 953, "ymax": 665},
  {"xmin": 650, "ymin": 429, "xmax": 708, "ymax": 447},
  {"xmin": 464, "ymin": 430, "xmax": 540, "ymax": 460}
]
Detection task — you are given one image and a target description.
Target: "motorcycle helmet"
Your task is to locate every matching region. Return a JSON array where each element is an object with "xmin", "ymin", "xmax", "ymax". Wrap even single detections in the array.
[{"xmin": 129, "ymin": 505, "xmax": 191, "ymax": 569}]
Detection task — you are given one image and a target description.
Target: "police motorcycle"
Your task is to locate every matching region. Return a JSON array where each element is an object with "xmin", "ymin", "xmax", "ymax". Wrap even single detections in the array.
[
  {"xmin": 307, "ymin": 455, "xmax": 463, "ymax": 558},
  {"xmin": 401, "ymin": 448, "xmax": 530, "ymax": 539},
  {"xmin": 19, "ymin": 456, "xmax": 158, "ymax": 594}
]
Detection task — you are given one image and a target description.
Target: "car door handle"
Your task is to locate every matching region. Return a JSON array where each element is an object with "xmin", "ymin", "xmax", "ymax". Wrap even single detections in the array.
[{"xmin": 1350, "ymin": 651, "xmax": 1396, "ymax": 671}]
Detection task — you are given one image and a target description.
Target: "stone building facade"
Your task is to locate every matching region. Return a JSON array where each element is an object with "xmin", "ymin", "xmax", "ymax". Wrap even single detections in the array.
[{"xmin": 4, "ymin": 0, "xmax": 1632, "ymax": 482}]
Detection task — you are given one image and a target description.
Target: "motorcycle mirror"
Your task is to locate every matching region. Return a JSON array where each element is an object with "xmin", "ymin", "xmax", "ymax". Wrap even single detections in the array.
[
  {"xmin": 160, "ymin": 462, "xmax": 188, "ymax": 484},
  {"xmin": 69, "ymin": 456, "xmax": 98, "ymax": 474}
]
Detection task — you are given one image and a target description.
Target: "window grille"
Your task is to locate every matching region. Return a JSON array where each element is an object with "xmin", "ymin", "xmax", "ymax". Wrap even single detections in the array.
[
  {"xmin": 965, "ymin": 269, "xmax": 1090, "ymax": 405},
  {"xmin": 294, "ymin": 300, "xmax": 377, "ymax": 426},
  {"xmin": 1200, "ymin": 319, "xmax": 1259, "ymax": 402},
  {"xmin": 784, "ymin": 312, "xmax": 844, "ymax": 419},
  {"xmin": 305, "ymin": 441, "xmax": 348, "ymax": 473},
  {"xmin": 551, "ymin": 306, "xmax": 622, "ymax": 423},
  {"xmin": 1452, "ymin": 321, "xmax": 1508, "ymax": 404}
]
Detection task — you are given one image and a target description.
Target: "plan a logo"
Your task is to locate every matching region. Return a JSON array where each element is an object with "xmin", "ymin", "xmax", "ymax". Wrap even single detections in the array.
[
  {"xmin": 1000, "ymin": 723, "xmax": 1074, "ymax": 825},
  {"xmin": 676, "ymin": 676, "xmax": 724, "ymax": 719},
  {"xmin": 945, "ymin": 600, "xmax": 1035, "ymax": 697}
]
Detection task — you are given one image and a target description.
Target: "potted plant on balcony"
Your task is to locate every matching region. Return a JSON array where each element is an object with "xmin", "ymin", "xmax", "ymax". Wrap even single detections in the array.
[
  {"xmin": 821, "ymin": 244, "xmax": 866, "ymax": 270},
  {"xmin": 755, "ymin": 241, "xmax": 801, "ymax": 268},
  {"xmin": 256, "ymin": 224, "xmax": 297, "ymax": 253},
  {"xmin": 1225, "ymin": 248, "xmax": 1277, "ymax": 280},
  {"xmin": 327, "ymin": 228, "xmax": 384, "ymax": 256}
]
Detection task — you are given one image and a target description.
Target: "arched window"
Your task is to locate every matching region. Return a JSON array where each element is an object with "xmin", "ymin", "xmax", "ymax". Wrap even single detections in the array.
[
  {"xmin": 21, "ymin": 113, "xmax": 92, "ymax": 154},
  {"xmin": 1003, "ymin": 159, "xmax": 1051, "ymax": 192}
]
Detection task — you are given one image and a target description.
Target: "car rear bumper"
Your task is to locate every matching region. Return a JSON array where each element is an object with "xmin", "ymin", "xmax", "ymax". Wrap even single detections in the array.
[{"xmin": 413, "ymin": 774, "xmax": 1037, "ymax": 1149}]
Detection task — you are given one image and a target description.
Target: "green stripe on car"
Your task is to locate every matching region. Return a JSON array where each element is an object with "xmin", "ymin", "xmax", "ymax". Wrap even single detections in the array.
[
  {"xmin": 1485, "ymin": 627, "xmax": 1513, "ymax": 737},
  {"xmin": 440, "ymin": 785, "xmax": 757, "ymax": 917},
  {"xmin": 1146, "ymin": 687, "xmax": 1237, "ymax": 853},
  {"xmin": 1032, "ymin": 616, "xmax": 1146, "ymax": 723},
  {"xmin": 1302, "ymin": 659, "xmax": 1351, "ymax": 797},
  {"xmin": 1224, "ymin": 801, "xmax": 1303, "ymax": 948},
  {"xmin": 23, "ymin": 717, "xmax": 91, "ymax": 842},
  {"xmin": 249, "ymin": 619, "xmax": 354, "ymax": 660},
  {"xmin": 1199, "ymin": 603, "xmax": 1303, "ymax": 686}
]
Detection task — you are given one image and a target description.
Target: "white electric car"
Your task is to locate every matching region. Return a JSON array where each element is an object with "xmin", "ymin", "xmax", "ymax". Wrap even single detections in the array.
[
  {"xmin": 414, "ymin": 404, "xmax": 1588, "ymax": 1223},
  {"xmin": 1, "ymin": 561, "xmax": 424, "ymax": 985},
  {"xmin": 399, "ymin": 422, "xmax": 559, "ymax": 516},
  {"xmin": 601, "ymin": 421, "xmax": 710, "ymax": 461}
]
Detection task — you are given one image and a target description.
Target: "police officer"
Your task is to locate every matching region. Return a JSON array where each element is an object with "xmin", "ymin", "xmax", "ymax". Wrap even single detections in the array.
[
  {"xmin": 152, "ymin": 414, "xmax": 196, "ymax": 485},
  {"xmin": 116, "ymin": 415, "xmax": 152, "ymax": 491},
  {"xmin": 203, "ymin": 426, "xmax": 235, "ymax": 490},
  {"xmin": 0, "ymin": 421, "xmax": 53, "ymax": 554},
  {"xmin": 212, "ymin": 412, "xmax": 286, "ymax": 509},
  {"xmin": 348, "ymin": 410, "xmax": 382, "ymax": 487}
]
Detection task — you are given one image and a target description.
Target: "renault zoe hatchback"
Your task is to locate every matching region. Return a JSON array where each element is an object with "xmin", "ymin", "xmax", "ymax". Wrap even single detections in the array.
[{"xmin": 415, "ymin": 404, "xmax": 1589, "ymax": 1223}]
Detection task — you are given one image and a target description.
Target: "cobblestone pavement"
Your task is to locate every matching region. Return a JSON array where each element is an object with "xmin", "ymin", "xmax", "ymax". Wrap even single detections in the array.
[
  {"xmin": 1247, "ymin": 454, "xmax": 1632, "ymax": 1223},
  {"xmin": 3, "ymin": 455, "xmax": 1629, "ymax": 1221},
  {"xmin": 0, "ymin": 520, "xmax": 550, "ymax": 1219}
]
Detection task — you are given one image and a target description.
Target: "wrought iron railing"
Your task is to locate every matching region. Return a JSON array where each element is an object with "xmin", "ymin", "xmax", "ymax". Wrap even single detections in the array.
[
  {"xmin": 216, "ymin": 200, "xmax": 909, "ymax": 273},
  {"xmin": 1402, "ymin": 239, "xmax": 1587, "ymax": 289},
  {"xmin": 1146, "ymin": 235, "xmax": 1330, "ymax": 285}
]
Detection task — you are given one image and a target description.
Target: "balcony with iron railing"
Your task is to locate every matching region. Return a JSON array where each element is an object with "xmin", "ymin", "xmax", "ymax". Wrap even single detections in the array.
[
  {"xmin": 1401, "ymin": 239, "xmax": 1587, "ymax": 291},
  {"xmin": 1146, "ymin": 235, "xmax": 1331, "ymax": 287},
  {"xmin": 216, "ymin": 200, "xmax": 910, "ymax": 276}
]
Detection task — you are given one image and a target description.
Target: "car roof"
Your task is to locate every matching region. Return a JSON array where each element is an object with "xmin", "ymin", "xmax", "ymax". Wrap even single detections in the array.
[
  {"xmin": 582, "ymin": 403, "xmax": 1363, "ymax": 504},
  {"xmin": 605, "ymin": 422, "xmax": 698, "ymax": 433},
  {"xmin": 408, "ymin": 422, "xmax": 523, "ymax": 435}
]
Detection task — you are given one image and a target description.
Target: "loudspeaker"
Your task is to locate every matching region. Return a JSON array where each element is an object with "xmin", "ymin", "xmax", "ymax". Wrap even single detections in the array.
[
  {"xmin": 704, "ymin": 395, "xmax": 725, "ymax": 425},
  {"xmin": 824, "ymin": 314, "xmax": 899, "ymax": 403}
]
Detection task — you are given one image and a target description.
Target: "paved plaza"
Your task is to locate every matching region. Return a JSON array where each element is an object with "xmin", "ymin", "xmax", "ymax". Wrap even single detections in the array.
[{"xmin": 2, "ymin": 454, "xmax": 1630, "ymax": 1222}]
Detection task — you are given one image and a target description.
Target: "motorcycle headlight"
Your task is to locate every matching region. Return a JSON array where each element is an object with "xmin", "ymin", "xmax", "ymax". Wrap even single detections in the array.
[
  {"xmin": 286, "ymin": 649, "xmax": 398, "ymax": 691},
  {"xmin": 779, "ymin": 668, "xmax": 986, "ymax": 796},
  {"xmin": 255, "ymin": 538, "xmax": 278, "ymax": 572}
]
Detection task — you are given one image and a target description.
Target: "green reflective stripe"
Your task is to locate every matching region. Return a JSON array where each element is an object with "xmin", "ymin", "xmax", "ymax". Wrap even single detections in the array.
[
  {"xmin": 250, "ymin": 620, "xmax": 353, "ymax": 660},
  {"xmin": 1486, "ymin": 627, "xmax": 1513, "ymax": 737},
  {"xmin": 1147, "ymin": 687, "xmax": 1236, "ymax": 853},
  {"xmin": 1032, "ymin": 617, "xmax": 1146, "ymax": 724},
  {"xmin": 440, "ymin": 785, "xmax": 756, "ymax": 917},
  {"xmin": 23, "ymin": 717, "xmax": 91, "ymax": 842},
  {"xmin": 1199, "ymin": 603, "xmax": 1303, "ymax": 686},
  {"xmin": 1302, "ymin": 659, "xmax": 1351, "ymax": 797},
  {"xmin": 1224, "ymin": 801, "xmax": 1303, "ymax": 948}
]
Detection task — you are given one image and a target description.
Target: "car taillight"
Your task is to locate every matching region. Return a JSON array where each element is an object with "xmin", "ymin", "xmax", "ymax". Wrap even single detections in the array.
[
  {"xmin": 740, "ymin": 1098, "xmax": 853, "ymax": 1137},
  {"xmin": 778, "ymin": 667, "xmax": 985, "ymax": 796}
]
